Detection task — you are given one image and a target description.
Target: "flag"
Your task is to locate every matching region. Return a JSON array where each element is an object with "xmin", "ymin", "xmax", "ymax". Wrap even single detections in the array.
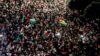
[
  {"xmin": 57, "ymin": 17, "xmax": 67, "ymax": 26},
  {"xmin": 44, "ymin": 31, "xmax": 49, "ymax": 37},
  {"xmin": 55, "ymin": 32, "xmax": 61, "ymax": 38},
  {"xmin": 43, "ymin": 30, "xmax": 51, "ymax": 38},
  {"xmin": 30, "ymin": 17, "xmax": 36, "ymax": 26},
  {"xmin": 16, "ymin": 32, "xmax": 23, "ymax": 41},
  {"xmin": 21, "ymin": 16, "xmax": 25, "ymax": 23}
]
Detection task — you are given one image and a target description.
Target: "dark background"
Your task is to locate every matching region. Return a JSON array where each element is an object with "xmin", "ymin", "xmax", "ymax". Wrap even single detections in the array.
[{"xmin": 68, "ymin": 0, "xmax": 100, "ymax": 18}]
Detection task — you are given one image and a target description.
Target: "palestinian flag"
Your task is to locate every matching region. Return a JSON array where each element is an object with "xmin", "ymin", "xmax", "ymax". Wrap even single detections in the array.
[
  {"xmin": 43, "ymin": 30, "xmax": 51, "ymax": 38},
  {"xmin": 30, "ymin": 17, "xmax": 36, "ymax": 26},
  {"xmin": 21, "ymin": 16, "xmax": 25, "ymax": 23},
  {"xmin": 44, "ymin": 31, "xmax": 50, "ymax": 37},
  {"xmin": 57, "ymin": 17, "xmax": 67, "ymax": 26},
  {"xmin": 16, "ymin": 32, "xmax": 23, "ymax": 41}
]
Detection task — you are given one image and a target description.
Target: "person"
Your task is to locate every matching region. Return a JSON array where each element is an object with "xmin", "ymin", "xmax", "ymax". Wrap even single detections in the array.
[{"xmin": 0, "ymin": 0, "xmax": 99, "ymax": 56}]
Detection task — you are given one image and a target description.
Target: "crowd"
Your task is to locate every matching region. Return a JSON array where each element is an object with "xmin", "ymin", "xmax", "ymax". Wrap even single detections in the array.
[{"xmin": 0, "ymin": 0, "xmax": 100, "ymax": 56}]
